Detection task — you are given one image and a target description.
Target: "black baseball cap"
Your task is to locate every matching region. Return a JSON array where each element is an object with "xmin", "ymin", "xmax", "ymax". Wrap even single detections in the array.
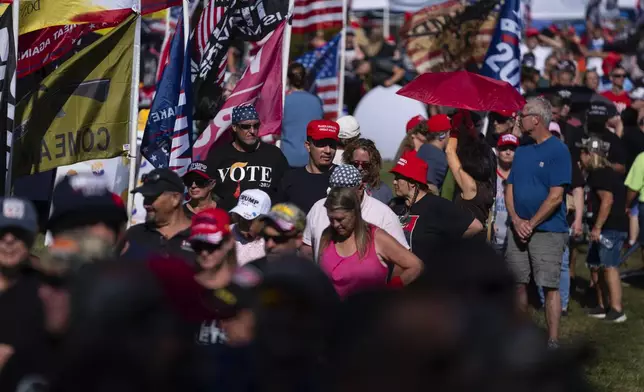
[
  {"xmin": 183, "ymin": 161, "xmax": 212, "ymax": 181},
  {"xmin": 131, "ymin": 168, "xmax": 184, "ymax": 197},
  {"xmin": 587, "ymin": 102, "xmax": 618, "ymax": 122},
  {"xmin": 47, "ymin": 175, "xmax": 127, "ymax": 233}
]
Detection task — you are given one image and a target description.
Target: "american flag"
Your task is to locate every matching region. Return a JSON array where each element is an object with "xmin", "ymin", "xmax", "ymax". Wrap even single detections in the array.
[
  {"xmin": 296, "ymin": 33, "xmax": 341, "ymax": 120},
  {"xmin": 292, "ymin": 0, "xmax": 344, "ymax": 35},
  {"xmin": 194, "ymin": 0, "xmax": 227, "ymax": 88}
]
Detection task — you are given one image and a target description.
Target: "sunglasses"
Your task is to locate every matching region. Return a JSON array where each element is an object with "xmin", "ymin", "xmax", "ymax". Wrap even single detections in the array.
[
  {"xmin": 612, "ymin": 74, "xmax": 626, "ymax": 78},
  {"xmin": 183, "ymin": 177, "xmax": 211, "ymax": 188},
  {"xmin": 351, "ymin": 160, "xmax": 371, "ymax": 170},
  {"xmin": 498, "ymin": 146, "xmax": 517, "ymax": 152},
  {"xmin": 237, "ymin": 122, "xmax": 260, "ymax": 130},
  {"xmin": 142, "ymin": 172, "xmax": 162, "ymax": 184},
  {"xmin": 311, "ymin": 139, "xmax": 338, "ymax": 149},
  {"xmin": 261, "ymin": 231, "xmax": 293, "ymax": 244},
  {"xmin": 192, "ymin": 241, "xmax": 224, "ymax": 254}
]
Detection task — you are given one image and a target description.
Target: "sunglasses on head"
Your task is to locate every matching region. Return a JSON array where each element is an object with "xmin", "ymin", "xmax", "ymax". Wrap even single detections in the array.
[
  {"xmin": 237, "ymin": 122, "xmax": 260, "ymax": 130},
  {"xmin": 142, "ymin": 172, "xmax": 162, "ymax": 184},
  {"xmin": 351, "ymin": 160, "xmax": 371, "ymax": 170}
]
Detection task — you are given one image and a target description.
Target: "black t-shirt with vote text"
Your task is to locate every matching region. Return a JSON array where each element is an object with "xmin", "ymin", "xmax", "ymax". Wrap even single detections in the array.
[
  {"xmin": 206, "ymin": 142, "xmax": 289, "ymax": 210},
  {"xmin": 586, "ymin": 167, "xmax": 628, "ymax": 232},
  {"xmin": 402, "ymin": 194, "xmax": 473, "ymax": 266}
]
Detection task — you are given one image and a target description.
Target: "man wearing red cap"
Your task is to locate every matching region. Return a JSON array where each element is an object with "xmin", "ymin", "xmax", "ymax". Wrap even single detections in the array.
[
  {"xmin": 278, "ymin": 120, "xmax": 340, "ymax": 213},
  {"xmin": 416, "ymin": 114, "xmax": 450, "ymax": 193},
  {"xmin": 520, "ymin": 27, "xmax": 552, "ymax": 73},
  {"xmin": 390, "ymin": 151, "xmax": 483, "ymax": 265},
  {"xmin": 600, "ymin": 64, "xmax": 632, "ymax": 112}
]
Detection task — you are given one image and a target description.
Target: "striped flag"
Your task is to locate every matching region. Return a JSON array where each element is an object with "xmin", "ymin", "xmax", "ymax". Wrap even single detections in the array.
[
  {"xmin": 296, "ymin": 33, "xmax": 340, "ymax": 120},
  {"xmin": 292, "ymin": 0, "xmax": 344, "ymax": 34}
]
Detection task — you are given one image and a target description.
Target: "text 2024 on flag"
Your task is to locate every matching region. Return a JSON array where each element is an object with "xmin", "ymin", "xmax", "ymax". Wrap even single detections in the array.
[{"xmin": 481, "ymin": 0, "xmax": 521, "ymax": 89}]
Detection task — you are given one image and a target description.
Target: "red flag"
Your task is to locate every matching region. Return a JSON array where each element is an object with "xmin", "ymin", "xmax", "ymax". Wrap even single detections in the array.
[{"xmin": 192, "ymin": 21, "xmax": 286, "ymax": 160}]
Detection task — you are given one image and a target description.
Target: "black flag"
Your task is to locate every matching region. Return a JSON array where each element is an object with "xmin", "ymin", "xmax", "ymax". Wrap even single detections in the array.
[
  {"xmin": 192, "ymin": 0, "xmax": 288, "ymax": 121},
  {"xmin": 0, "ymin": 5, "xmax": 15, "ymax": 195}
]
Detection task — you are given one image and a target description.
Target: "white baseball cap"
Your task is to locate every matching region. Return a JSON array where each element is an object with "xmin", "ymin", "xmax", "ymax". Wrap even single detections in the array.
[
  {"xmin": 230, "ymin": 189, "xmax": 271, "ymax": 220},
  {"xmin": 336, "ymin": 115, "xmax": 361, "ymax": 139}
]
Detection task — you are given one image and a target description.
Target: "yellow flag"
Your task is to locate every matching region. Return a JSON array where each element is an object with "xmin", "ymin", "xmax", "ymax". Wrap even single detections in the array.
[{"xmin": 13, "ymin": 15, "xmax": 136, "ymax": 177}]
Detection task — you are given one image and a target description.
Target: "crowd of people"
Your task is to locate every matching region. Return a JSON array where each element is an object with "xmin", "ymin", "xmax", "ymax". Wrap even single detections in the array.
[{"xmin": 3, "ymin": 11, "xmax": 644, "ymax": 392}]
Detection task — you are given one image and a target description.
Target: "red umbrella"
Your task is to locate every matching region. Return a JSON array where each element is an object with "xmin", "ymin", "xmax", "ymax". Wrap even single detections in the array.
[{"xmin": 396, "ymin": 70, "xmax": 525, "ymax": 112}]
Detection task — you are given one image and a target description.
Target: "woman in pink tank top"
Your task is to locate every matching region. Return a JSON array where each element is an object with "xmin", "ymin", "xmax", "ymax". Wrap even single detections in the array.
[{"xmin": 319, "ymin": 187, "xmax": 423, "ymax": 298}]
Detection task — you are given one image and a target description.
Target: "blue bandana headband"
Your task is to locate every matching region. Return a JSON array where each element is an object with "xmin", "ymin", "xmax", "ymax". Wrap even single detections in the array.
[{"xmin": 232, "ymin": 105, "xmax": 260, "ymax": 124}]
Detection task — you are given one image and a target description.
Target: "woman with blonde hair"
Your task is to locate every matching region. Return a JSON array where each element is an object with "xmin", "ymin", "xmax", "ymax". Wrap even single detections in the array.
[
  {"xmin": 343, "ymin": 138, "xmax": 393, "ymax": 204},
  {"xmin": 319, "ymin": 187, "xmax": 422, "ymax": 298},
  {"xmin": 579, "ymin": 136, "xmax": 628, "ymax": 323}
]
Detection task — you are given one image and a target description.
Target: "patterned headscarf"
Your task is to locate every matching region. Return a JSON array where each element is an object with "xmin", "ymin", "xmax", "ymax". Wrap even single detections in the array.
[
  {"xmin": 232, "ymin": 105, "xmax": 260, "ymax": 124},
  {"xmin": 329, "ymin": 165, "xmax": 362, "ymax": 189}
]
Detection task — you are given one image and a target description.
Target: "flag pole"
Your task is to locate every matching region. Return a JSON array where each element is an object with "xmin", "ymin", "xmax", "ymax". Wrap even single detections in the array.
[
  {"xmin": 127, "ymin": 1, "xmax": 142, "ymax": 225},
  {"xmin": 281, "ymin": 0, "xmax": 295, "ymax": 118},
  {"xmin": 5, "ymin": 0, "xmax": 18, "ymax": 196},
  {"xmin": 182, "ymin": 0, "xmax": 189, "ymax": 49},
  {"xmin": 337, "ymin": 0, "xmax": 347, "ymax": 119},
  {"xmin": 383, "ymin": 2, "xmax": 390, "ymax": 40}
]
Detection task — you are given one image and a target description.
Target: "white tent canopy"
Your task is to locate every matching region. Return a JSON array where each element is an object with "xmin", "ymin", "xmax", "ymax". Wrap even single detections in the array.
[{"xmin": 351, "ymin": 0, "xmax": 439, "ymax": 12}]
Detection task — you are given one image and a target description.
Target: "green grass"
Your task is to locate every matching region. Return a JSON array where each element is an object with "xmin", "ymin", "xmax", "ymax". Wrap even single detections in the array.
[{"xmin": 381, "ymin": 160, "xmax": 644, "ymax": 391}]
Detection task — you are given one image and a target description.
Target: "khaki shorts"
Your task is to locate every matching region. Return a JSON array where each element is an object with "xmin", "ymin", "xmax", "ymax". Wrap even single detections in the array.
[{"xmin": 505, "ymin": 231, "xmax": 568, "ymax": 288}]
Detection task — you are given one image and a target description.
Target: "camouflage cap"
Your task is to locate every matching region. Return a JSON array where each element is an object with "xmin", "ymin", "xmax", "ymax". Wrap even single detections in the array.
[
  {"xmin": 36, "ymin": 231, "xmax": 114, "ymax": 279},
  {"xmin": 259, "ymin": 203, "xmax": 306, "ymax": 234},
  {"xmin": 576, "ymin": 136, "xmax": 610, "ymax": 158}
]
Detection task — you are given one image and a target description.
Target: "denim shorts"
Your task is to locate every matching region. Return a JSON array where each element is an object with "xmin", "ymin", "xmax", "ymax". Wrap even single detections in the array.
[
  {"xmin": 587, "ymin": 230, "xmax": 628, "ymax": 268},
  {"xmin": 639, "ymin": 202, "xmax": 644, "ymax": 245}
]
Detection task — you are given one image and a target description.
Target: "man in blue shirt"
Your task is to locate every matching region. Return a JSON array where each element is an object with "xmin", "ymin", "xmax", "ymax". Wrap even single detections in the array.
[
  {"xmin": 505, "ymin": 96, "xmax": 571, "ymax": 349},
  {"xmin": 416, "ymin": 114, "xmax": 450, "ymax": 193}
]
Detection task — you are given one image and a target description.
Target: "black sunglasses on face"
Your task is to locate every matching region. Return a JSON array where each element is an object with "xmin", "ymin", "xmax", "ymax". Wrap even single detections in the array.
[
  {"xmin": 237, "ymin": 122, "xmax": 260, "ymax": 130},
  {"xmin": 311, "ymin": 139, "xmax": 338, "ymax": 149},
  {"xmin": 612, "ymin": 74, "xmax": 626, "ymax": 78},
  {"xmin": 184, "ymin": 177, "xmax": 210, "ymax": 188},
  {"xmin": 351, "ymin": 160, "xmax": 371, "ymax": 170},
  {"xmin": 498, "ymin": 146, "xmax": 517, "ymax": 152},
  {"xmin": 192, "ymin": 241, "xmax": 223, "ymax": 254},
  {"xmin": 261, "ymin": 231, "xmax": 292, "ymax": 244}
]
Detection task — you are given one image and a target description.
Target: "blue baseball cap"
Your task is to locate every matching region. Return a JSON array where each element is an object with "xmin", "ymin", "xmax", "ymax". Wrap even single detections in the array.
[{"xmin": 0, "ymin": 197, "xmax": 38, "ymax": 235}]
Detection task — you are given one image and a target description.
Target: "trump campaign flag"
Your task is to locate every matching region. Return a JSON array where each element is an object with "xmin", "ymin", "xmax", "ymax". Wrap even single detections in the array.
[
  {"xmin": 141, "ymin": 14, "xmax": 193, "ymax": 176},
  {"xmin": 480, "ymin": 0, "xmax": 522, "ymax": 90},
  {"xmin": 296, "ymin": 33, "xmax": 340, "ymax": 120}
]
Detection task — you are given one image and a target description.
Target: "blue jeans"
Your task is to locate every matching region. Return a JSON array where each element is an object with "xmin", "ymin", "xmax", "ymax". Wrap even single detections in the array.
[{"xmin": 539, "ymin": 246, "xmax": 570, "ymax": 310}]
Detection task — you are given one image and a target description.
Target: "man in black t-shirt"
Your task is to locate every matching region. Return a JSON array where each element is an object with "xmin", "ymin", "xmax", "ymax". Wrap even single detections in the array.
[
  {"xmin": 125, "ymin": 168, "xmax": 194, "ymax": 263},
  {"xmin": 586, "ymin": 102, "xmax": 627, "ymax": 175},
  {"xmin": 278, "ymin": 120, "xmax": 339, "ymax": 213},
  {"xmin": 206, "ymin": 105, "xmax": 289, "ymax": 210}
]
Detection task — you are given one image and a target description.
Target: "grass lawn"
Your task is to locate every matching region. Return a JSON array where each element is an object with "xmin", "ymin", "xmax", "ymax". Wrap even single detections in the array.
[{"xmin": 381, "ymin": 160, "xmax": 644, "ymax": 391}]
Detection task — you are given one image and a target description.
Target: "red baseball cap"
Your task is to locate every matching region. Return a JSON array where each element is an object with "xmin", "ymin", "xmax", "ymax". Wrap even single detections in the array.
[
  {"xmin": 526, "ymin": 27, "xmax": 539, "ymax": 38},
  {"xmin": 497, "ymin": 134, "xmax": 519, "ymax": 148},
  {"xmin": 390, "ymin": 151, "xmax": 428, "ymax": 185},
  {"xmin": 307, "ymin": 120, "xmax": 340, "ymax": 141},
  {"xmin": 406, "ymin": 115, "xmax": 426, "ymax": 133},
  {"xmin": 427, "ymin": 114, "xmax": 451, "ymax": 133},
  {"xmin": 493, "ymin": 109, "xmax": 514, "ymax": 118},
  {"xmin": 190, "ymin": 208, "xmax": 231, "ymax": 245}
]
